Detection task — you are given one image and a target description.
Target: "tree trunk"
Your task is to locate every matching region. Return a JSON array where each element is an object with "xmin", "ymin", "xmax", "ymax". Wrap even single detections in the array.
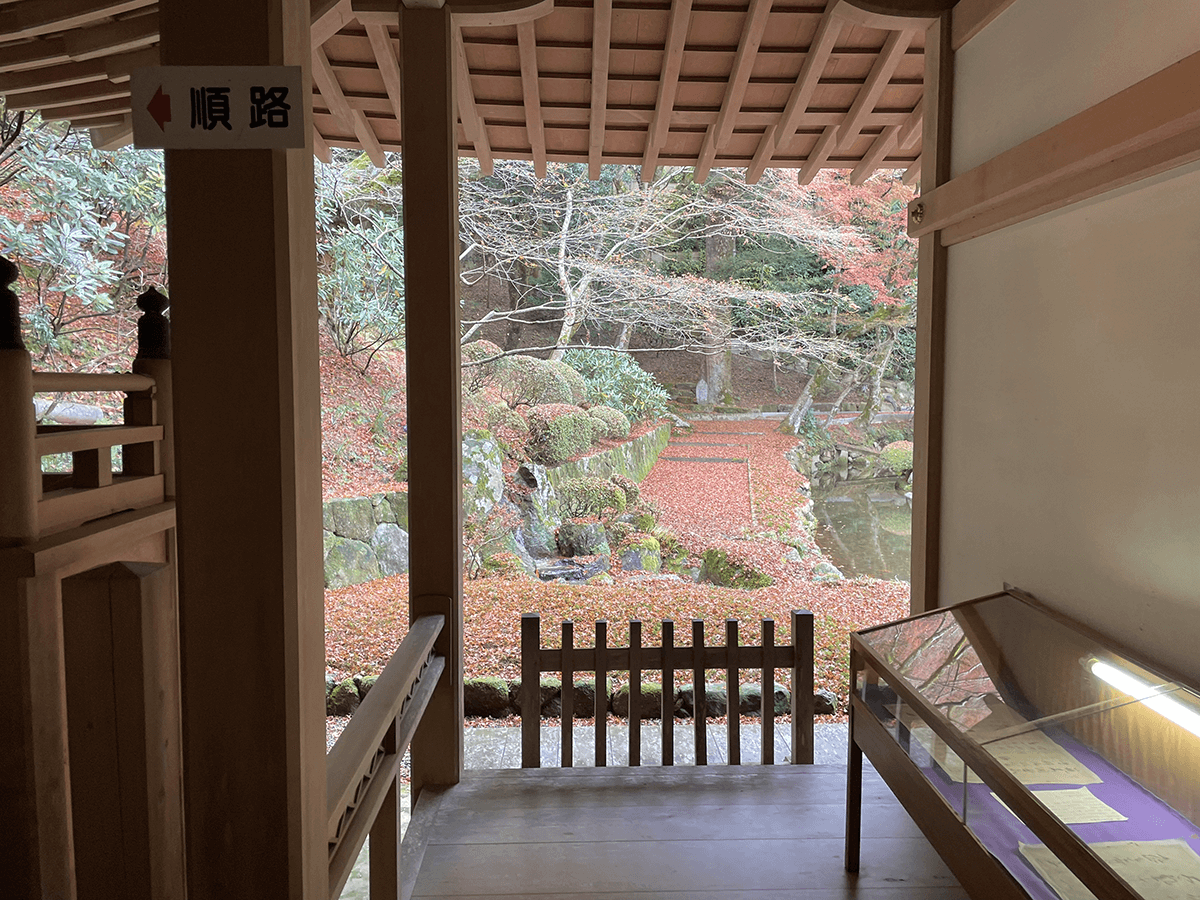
[
  {"xmin": 502, "ymin": 262, "xmax": 527, "ymax": 350},
  {"xmin": 783, "ymin": 376, "xmax": 816, "ymax": 434},
  {"xmin": 702, "ymin": 233, "xmax": 734, "ymax": 405},
  {"xmin": 858, "ymin": 328, "xmax": 898, "ymax": 427}
]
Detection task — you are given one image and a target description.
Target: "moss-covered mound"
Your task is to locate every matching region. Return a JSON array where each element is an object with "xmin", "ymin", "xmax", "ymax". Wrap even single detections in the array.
[{"xmin": 700, "ymin": 548, "xmax": 773, "ymax": 590}]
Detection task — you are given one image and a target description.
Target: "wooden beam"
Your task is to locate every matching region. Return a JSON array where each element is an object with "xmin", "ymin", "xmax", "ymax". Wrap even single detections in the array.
[
  {"xmin": 451, "ymin": 0, "xmax": 554, "ymax": 28},
  {"xmin": 797, "ymin": 123, "xmax": 838, "ymax": 184},
  {"xmin": 950, "ymin": 0, "xmax": 1017, "ymax": 51},
  {"xmin": 312, "ymin": 46, "xmax": 385, "ymax": 166},
  {"xmin": 588, "ymin": 0, "xmax": 612, "ymax": 179},
  {"xmin": 837, "ymin": 28, "xmax": 911, "ymax": 151},
  {"xmin": 639, "ymin": 0, "xmax": 691, "ymax": 182},
  {"xmin": 896, "ymin": 94, "xmax": 922, "ymax": 150},
  {"xmin": 366, "ymin": 23, "xmax": 403, "ymax": 122},
  {"xmin": 41, "ymin": 97, "xmax": 132, "ymax": 122},
  {"xmin": 849, "ymin": 123, "xmax": 900, "ymax": 183},
  {"xmin": 0, "ymin": 0, "xmax": 155, "ymax": 42},
  {"xmin": 909, "ymin": 12, "xmax": 951, "ymax": 614},
  {"xmin": 7, "ymin": 78, "xmax": 131, "ymax": 111},
  {"xmin": 62, "ymin": 13, "xmax": 158, "ymax": 61},
  {"xmin": 712, "ymin": 0, "xmax": 773, "ymax": 152},
  {"xmin": 0, "ymin": 57, "xmax": 108, "ymax": 94},
  {"xmin": 311, "ymin": 0, "xmax": 355, "ymax": 46},
  {"xmin": 746, "ymin": 0, "xmax": 843, "ymax": 183},
  {"xmin": 903, "ymin": 155, "xmax": 920, "ymax": 183},
  {"xmin": 833, "ymin": 1, "xmax": 937, "ymax": 30},
  {"xmin": 693, "ymin": 122, "xmax": 718, "ymax": 182},
  {"xmin": 453, "ymin": 26, "xmax": 493, "ymax": 175},
  {"xmin": 88, "ymin": 115, "xmax": 133, "ymax": 150},
  {"xmin": 941, "ymin": 123, "xmax": 1200, "ymax": 245},
  {"xmin": 516, "ymin": 20, "xmax": 545, "ymax": 178},
  {"xmin": 399, "ymin": 1, "xmax": 465, "ymax": 797},
  {"xmin": 313, "ymin": 127, "xmax": 333, "ymax": 163},
  {"xmin": 909, "ymin": 49, "xmax": 1200, "ymax": 239},
  {"xmin": 745, "ymin": 123, "xmax": 776, "ymax": 184}
]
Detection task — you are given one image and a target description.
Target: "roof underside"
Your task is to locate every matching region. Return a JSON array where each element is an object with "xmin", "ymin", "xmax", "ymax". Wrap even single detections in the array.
[{"xmin": 0, "ymin": 0, "xmax": 926, "ymax": 184}]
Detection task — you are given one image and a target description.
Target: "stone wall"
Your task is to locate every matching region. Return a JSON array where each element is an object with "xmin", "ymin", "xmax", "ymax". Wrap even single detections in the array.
[
  {"xmin": 322, "ymin": 492, "xmax": 410, "ymax": 589},
  {"xmin": 543, "ymin": 423, "xmax": 670, "ymax": 492}
]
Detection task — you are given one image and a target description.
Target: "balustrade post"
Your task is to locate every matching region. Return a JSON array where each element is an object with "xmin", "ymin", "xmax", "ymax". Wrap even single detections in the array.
[
  {"xmin": 127, "ymin": 287, "xmax": 174, "ymax": 498},
  {"xmin": 791, "ymin": 610, "xmax": 814, "ymax": 764},
  {"xmin": 0, "ymin": 256, "xmax": 38, "ymax": 546}
]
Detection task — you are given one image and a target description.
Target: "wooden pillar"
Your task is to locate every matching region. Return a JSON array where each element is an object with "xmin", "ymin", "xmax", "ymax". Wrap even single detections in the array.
[
  {"xmin": 160, "ymin": 1, "xmax": 326, "ymax": 896},
  {"xmin": 0, "ymin": 256, "xmax": 37, "ymax": 546},
  {"xmin": 61, "ymin": 562, "xmax": 185, "ymax": 900},
  {"xmin": 400, "ymin": 0, "xmax": 465, "ymax": 797},
  {"xmin": 909, "ymin": 13, "xmax": 952, "ymax": 614}
]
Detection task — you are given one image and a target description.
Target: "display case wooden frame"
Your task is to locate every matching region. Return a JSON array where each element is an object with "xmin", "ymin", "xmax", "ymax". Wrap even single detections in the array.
[{"xmin": 845, "ymin": 587, "xmax": 1200, "ymax": 900}]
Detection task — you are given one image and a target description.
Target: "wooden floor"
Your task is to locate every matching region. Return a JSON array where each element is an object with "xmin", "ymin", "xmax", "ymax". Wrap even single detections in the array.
[{"xmin": 402, "ymin": 765, "xmax": 968, "ymax": 899}]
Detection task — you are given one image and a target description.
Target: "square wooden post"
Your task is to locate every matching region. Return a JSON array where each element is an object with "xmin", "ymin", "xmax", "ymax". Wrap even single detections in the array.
[
  {"xmin": 160, "ymin": 0, "xmax": 326, "ymax": 896},
  {"xmin": 910, "ymin": 13, "xmax": 953, "ymax": 614},
  {"xmin": 400, "ymin": 1, "xmax": 465, "ymax": 797}
]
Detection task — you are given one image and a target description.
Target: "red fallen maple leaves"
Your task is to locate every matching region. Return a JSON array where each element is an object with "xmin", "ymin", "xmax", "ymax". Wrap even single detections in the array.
[{"xmin": 325, "ymin": 418, "xmax": 911, "ymax": 706}]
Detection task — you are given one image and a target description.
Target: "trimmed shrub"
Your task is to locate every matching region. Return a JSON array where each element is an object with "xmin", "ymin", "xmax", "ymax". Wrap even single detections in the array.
[
  {"xmin": 485, "ymin": 402, "xmax": 527, "ymax": 434},
  {"xmin": 561, "ymin": 349, "xmax": 670, "ymax": 422},
  {"xmin": 588, "ymin": 405, "xmax": 631, "ymax": 439},
  {"xmin": 558, "ymin": 475, "xmax": 627, "ymax": 519},
  {"xmin": 700, "ymin": 548, "xmax": 773, "ymax": 589},
  {"xmin": 526, "ymin": 403, "xmax": 596, "ymax": 465},
  {"xmin": 544, "ymin": 358, "xmax": 589, "ymax": 405},
  {"xmin": 609, "ymin": 473, "xmax": 639, "ymax": 506},
  {"xmin": 461, "ymin": 339, "xmax": 503, "ymax": 393},
  {"xmin": 878, "ymin": 440, "xmax": 914, "ymax": 476},
  {"xmin": 496, "ymin": 355, "xmax": 573, "ymax": 409}
]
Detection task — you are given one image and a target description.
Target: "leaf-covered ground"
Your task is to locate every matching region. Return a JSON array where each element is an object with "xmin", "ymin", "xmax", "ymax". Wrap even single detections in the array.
[{"xmin": 325, "ymin": 420, "xmax": 910, "ymax": 713}]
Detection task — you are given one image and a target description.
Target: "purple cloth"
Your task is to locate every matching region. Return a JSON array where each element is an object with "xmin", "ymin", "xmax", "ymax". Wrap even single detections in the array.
[{"xmin": 911, "ymin": 727, "xmax": 1200, "ymax": 899}]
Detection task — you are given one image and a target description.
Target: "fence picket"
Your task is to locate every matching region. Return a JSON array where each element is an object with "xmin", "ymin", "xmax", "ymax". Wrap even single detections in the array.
[
  {"xmin": 595, "ymin": 620, "xmax": 607, "ymax": 767},
  {"xmin": 726, "ymin": 619, "xmax": 739, "ymax": 765},
  {"xmin": 662, "ymin": 619, "xmax": 674, "ymax": 766},
  {"xmin": 692, "ymin": 619, "xmax": 706, "ymax": 766},
  {"xmin": 762, "ymin": 618, "xmax": 775, "ymax": 765},
  {"xmin": 561, "ymin": 620, "xmax": 574, "ymax": 767},
  {"xmin": 629, "ymin": 620, "xmax": 641, "ymax": 766},
  {"xmin": 521, "ymin": 614, "xmax": 540, "ymax": 768}
]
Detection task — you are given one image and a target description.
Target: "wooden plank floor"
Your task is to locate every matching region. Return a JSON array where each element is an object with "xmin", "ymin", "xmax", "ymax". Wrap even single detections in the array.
[{"xmin": 405, "ymin": 765, "xmax": 968, "ymax": 899}]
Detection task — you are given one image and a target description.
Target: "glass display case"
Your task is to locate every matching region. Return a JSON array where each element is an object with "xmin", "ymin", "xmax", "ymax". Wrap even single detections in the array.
[{"xmin": 845, "ymin": 589, "xmax": 1200, "ymax": 900}]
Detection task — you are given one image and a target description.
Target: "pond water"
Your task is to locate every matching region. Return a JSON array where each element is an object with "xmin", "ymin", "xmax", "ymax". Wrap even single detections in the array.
[{"xmin": 811, "ymin": 476, "xmax": 911, "ymax": 582}]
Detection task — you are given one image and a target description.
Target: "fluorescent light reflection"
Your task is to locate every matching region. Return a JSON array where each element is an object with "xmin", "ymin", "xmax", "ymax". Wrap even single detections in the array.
[{"xmin": 1090, "ymin": 659, "xmax": 1200, "ymax": 739}]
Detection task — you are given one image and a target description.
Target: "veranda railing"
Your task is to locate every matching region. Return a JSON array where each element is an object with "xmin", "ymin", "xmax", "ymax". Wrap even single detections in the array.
[{"xmin": 520, "ymin": 611, "xmax": 815, "ymax": 768}]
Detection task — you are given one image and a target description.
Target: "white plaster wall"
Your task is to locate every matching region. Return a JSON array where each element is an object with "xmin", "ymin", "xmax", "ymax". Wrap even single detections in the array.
[
  {"xmin": 940, "ymin": 0, "xmax": 1200, "ymax": 681},
  {"xmin": 951, "ymin": 0, "xmax": 1200, "ymax": 175}
]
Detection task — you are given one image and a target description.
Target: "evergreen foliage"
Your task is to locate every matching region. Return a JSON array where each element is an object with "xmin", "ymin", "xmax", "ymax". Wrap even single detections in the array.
[
  {"xmin": 562, "ymin": 349, "xmax": 670, "ymax": 422},
  {"xmin": 525, "ymin": 403, "xmax": 596, "ymax": 464}
]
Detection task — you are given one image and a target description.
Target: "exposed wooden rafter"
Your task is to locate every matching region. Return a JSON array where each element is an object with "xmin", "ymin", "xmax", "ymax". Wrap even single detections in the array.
[
  {"xmin": 896, "ymin": 94, "xmax": 923, "ymax": 150},
  {"xmin": 639, "ymin": 0, "xmax": 692, "ymax": 182},
  {"xmin": 312, "ymin": 0, "xmax": 355, "ymax": 47},
  {"xmin": 516, "ymin": 21, "xmax": 546, "ymax": 177},
  {"xmin": 312, "ymin": 46, "xmax": 386, "ymax": 166},
  {"xmin": 745, "ymin": 0, "xmax": 843, "ymax": 183},
  {"xmin": 849, "ymin": 123, "xmax": 900, "ymax": 183},
  {"xmin": 0, "ymin": 0, "xmax": 155, "ymax": 43},
  {"xmin": 837, "ymin": 27, "xmax": 912, "ymax": 151},
  {"xmin": 950, "ymin": 0, "xmax": 1018, "ymax": 51},
  {"xmin": 903, "ymin": 156, "xmax": 920, "ymax": 184},
  {"xmin": 694, "ymin": 0, "xmax": 772, "ymax": 181},
  {"xmin": 797, "ymin": 123, "xmax": 838, "ymax": 184},
  {"xmin": 88, "ymin": 114, "xmax": 133, "ymax": 149},
  {"xmin": 365, "ymin": 23, "xmax": 402, "ymax": 123},
  {"xmin": 587, "ymin": 0, "xmax": 612, "ymax": 179},
  {"xmin": 453, "ymin": 25, "xmax": 493, "ymax": 175}
]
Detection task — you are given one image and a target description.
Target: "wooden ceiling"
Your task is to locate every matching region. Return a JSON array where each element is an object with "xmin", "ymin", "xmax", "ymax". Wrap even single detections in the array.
[{"xmin": 0, "ymin": 0, "xmax": 930, "ymax": 184}]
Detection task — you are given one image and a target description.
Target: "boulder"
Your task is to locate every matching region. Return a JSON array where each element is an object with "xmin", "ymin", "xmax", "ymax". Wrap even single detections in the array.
[
  {"xmin": 371, "ymin": 493, "xmax": 396, "ymax": 524},
  {"xmin": 513, "ymin": 464, "xmax": 560, "ymax": 558},
  {"xmin": 546, "ymin": 678, "xmax": 612, "ymax": 718},
  {"xmin": 358, "ymin": 675, "xmax": 378, "ymax": 699},
  {"xmin": 738, "ymin": 682, "xmax": 791, "ymax": 716},
  {"xmin": 556, "ymin": 521, "xmax": 609, "ymax": 557},
  {"xmin": 812, "ymin": 560, "xmax": 843, "ymax": 583},
  {"xmin": 327, "ymin": 678, "xmax": 360, "ymax": 716},
  {"xmin": 323, "ymin": 534, "xmax": 380, "ymax": 589},
  {"xmin": 813, "ymin": 689, "xmax": 838, "ymax": 715},
  {"xmin": 508, "ymin": 676, "xmax": 562, "ymax": 716},
  {"xmin": 385, "ymin": 491, "xmax": 409, "ymax": 530},
  {"xmin": 464, "ymin": 677, "xmax": 513, "ymax": 718},
  {"xmin": 612, "ymin": 682, "xmax": 664, "ymax": 720},
  {"xmin": 676, "ymin": 683, "xmax": 728, "ymax": 718},
  {"xmin": 324, "ymin": 497, "xmax": 375, "ymax": 542},
  {"xmin": 462, "ymin": 429, "xmax": 505, "ymax": 521},
  {"xmin": 371, "ymin": 523, "xmax": 410, "ymax": 576},
  {"xmin": 619, "ymin": 535, "xmax": 661, "ymax": 573}
]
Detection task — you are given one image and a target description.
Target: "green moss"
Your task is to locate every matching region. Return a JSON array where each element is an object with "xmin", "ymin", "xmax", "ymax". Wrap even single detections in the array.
[
  {"xmin": 588, "ymin": 405, "xmax": 631, "ymax": 439},
  {"xmin": 623, "ymin": 533, "xmax": 661, "ymax": 553},
  {"xmin": 700, "ymin": 548, "xmax": 773, "ymax": 590},
  {"xmin": 632, "ymin": 511, "xmax": 656, "ymax": 532},
  {"xmin": 526, "ymin": 404, "xmax": 596, "ymax": 465}
]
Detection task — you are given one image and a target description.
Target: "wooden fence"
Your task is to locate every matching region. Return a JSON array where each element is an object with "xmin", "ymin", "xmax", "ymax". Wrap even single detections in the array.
[{"xmin": 520, "ymin": 611, "xmax": 814, "ymax": 768}]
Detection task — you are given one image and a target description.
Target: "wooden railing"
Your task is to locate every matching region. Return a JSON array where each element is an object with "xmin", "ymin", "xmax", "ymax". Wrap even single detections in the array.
[
  {"xmin": 520, "ymin": 611, "xmax": 815, "ymax": 768},
  {"xmin": 326, "ymin": 614, "xmax": 446, "ymax": 900}
]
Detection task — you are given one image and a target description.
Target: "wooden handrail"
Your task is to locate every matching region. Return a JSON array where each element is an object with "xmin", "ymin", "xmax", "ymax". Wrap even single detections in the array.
[
  {"xmin": 520, "ymin": 611, "xmax": 815, "ymax": 768},
  {"xmin": 326, "ymin": 613, "xmax": 445, "ymax": 899},
  {"xmin": 34, "ymin": 425, "xmax": 163, "ymax": 457},
  {"xmin": 31, "ymin": 371, "xmax": 155, "ymax": 393}
]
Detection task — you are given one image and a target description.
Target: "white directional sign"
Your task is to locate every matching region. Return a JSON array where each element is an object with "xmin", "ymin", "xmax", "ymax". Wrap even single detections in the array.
[{"xmin": 131, "ymin": 66, "xmax": 306, "ymax": 150}]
